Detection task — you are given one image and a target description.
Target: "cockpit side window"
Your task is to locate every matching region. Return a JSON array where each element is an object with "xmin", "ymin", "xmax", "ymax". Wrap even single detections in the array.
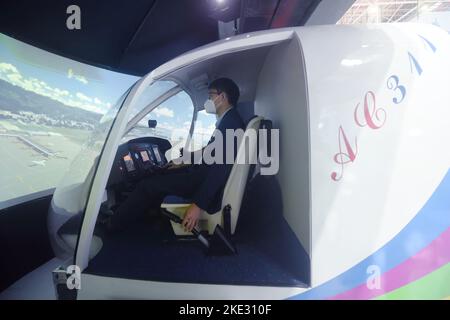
[{"xmin": 188, "ymin": 110, "xmax": 216, "ymax": 152}]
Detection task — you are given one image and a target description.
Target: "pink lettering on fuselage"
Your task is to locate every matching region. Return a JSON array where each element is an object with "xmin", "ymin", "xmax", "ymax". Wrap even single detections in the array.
[
  {"xmin": 331, "ymin": 91, "xmax": 386, "ymax": 182},
  {"xmin": 354, "ymin": 91, "xmax": 386, "ymax": 129}
]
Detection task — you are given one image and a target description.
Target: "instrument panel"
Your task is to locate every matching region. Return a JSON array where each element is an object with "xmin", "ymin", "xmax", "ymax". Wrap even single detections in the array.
[
  {"xmin": 122, "ymin": 142, "xmax": 166, "ymax": 173},
  {"xmin": 107, "ymin": 137, "xmax": 171, "ymax": 186}
]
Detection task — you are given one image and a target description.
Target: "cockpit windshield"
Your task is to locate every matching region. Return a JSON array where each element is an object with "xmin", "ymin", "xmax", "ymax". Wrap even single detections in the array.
[{"xmin": 48, "ymin": 88, "xmax": 132, "ymax": 259}]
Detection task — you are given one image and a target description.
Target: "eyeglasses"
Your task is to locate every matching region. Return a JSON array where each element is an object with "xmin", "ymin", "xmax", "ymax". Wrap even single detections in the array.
[{"xmin": 208, "ymin": 90, "xmax": 221, "ymax": 99}]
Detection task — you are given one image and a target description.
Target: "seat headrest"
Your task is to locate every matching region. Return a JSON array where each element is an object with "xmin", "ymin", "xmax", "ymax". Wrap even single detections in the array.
[
  {"xmin": 245, "ymin": 115, "xmax": 259, "ymax": 127},
  {"xmin": 259, "ymin": 119, "xmax": 272, "ymax": 130},
  {"xmin": 244, "ymin": 116, "xmax": 272, "ymax": 129},
  {"xmin": 257, "ymin": 119, "xmax": 273, "ymax": 169},
  {"xmin": 245, "ymin": 115, "xmax": 263, "ymax": 130}
]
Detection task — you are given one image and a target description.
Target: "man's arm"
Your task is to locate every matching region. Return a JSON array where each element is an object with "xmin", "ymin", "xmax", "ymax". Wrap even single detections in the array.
[
  {"xmin": 171, "ymin": 146, "xmax": 206, "ymax": 165},
  {"xmin": 191, "ymin": 162, "xmax": 232, "ymax": 211},
  {"xmin": 191, "ymin": 123, "xmax": 238, "ymax": 212},
  {"xmin": 190, "ymin": 110, "xmax": 243, "ymax": 214}
]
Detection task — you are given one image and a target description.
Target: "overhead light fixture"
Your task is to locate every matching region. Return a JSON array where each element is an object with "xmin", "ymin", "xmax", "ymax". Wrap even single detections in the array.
[{"xmin": 207, "ymin": 0, "xmax": 241, "ymax": 22}]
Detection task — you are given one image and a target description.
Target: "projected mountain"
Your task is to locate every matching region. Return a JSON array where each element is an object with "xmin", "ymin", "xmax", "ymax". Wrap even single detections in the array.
[{"xmin": 0, "ymin": 79, "xmax": 101, "ymax": 125}]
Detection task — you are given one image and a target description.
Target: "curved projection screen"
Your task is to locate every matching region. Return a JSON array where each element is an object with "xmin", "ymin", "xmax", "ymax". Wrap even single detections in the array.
[{"xmin": 0, "ymin": 33, "xmax": 138, "ymax": 205}]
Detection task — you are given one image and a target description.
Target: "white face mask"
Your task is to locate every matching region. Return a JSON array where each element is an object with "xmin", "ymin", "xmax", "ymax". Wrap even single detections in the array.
[{"xmin": 204, "ymin": 95, "xmax": 219, "ymax": 114}]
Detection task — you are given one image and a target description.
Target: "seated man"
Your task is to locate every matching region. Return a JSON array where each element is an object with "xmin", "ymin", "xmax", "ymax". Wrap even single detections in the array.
[{"xmin": 107, "ymin": 78, "xmax": 245, "ymax": 233}]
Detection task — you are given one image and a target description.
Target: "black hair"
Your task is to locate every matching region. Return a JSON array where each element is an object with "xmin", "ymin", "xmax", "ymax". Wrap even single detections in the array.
[{"xmin": 208, "ymin": 78, "xmax": 240, "ymax": 106}]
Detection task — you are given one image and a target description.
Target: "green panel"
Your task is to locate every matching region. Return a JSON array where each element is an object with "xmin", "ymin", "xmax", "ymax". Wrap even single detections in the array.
[{"xmin": 376, "ymin": 263, "xmax": 450, "ymax": 300}]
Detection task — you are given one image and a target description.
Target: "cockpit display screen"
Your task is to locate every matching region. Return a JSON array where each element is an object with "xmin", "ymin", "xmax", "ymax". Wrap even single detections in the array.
[
  {"xmin": 140, "ymin": 150, "xmax": 150, "ymax": 162},
  {"xmin": 152, "ymin": 146, "xmax": 162, "ymax": 164},
  {"xmin": 123, "ymin": 153, "xmax": 136, "ymax": 172}
]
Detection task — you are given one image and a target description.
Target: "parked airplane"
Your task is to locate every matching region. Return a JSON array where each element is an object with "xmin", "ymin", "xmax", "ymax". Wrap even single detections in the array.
[{"xmin": 30, "ymin": 160, "xmax": 47, "ymax": 167}]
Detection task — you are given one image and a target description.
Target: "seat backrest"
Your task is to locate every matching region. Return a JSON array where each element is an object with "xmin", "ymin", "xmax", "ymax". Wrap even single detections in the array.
[{"xmin": 220, "ymin": 116, "xmax": 263, "ymax": 234}]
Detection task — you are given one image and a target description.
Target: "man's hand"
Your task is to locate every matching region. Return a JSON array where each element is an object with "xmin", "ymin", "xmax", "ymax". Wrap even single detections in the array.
[
  {"xmin": 164, "ymin": 162, "xmax": 176, "ymax": 170},
  {"xmin": 163, "ymin": 159, "xmax": 190, "ymax": 170},
  {"xmin": 161, "ymin": 161, "xmax": 178, "ymax": 170},
  {"xmin": 182, "ymin": 203, "xmax": 202, "ymax": 232}
]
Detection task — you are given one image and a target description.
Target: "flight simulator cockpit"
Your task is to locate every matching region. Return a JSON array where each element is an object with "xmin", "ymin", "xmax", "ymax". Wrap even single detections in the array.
[
  {"xmin": 47, "ymin": 27, "xmax": 312, "ymax": 299},
  {"xmin": 42, "ymin": 21, "xmax": 450, "ymax": 300}
]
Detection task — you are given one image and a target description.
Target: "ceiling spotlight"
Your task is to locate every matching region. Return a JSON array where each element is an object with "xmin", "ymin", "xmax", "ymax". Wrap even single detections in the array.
[{"xmin": 207, "ymin": 0, "xmax": 241, "ymax": 22}]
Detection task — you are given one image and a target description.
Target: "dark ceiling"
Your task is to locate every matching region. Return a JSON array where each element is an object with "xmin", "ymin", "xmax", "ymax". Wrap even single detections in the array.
[{"xmin": 0, "ymin": 0, "xmax": 321, "ymax": 76}]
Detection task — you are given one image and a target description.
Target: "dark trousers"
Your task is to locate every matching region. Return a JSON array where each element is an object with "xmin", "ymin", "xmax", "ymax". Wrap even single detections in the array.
[{"xmin": 109, "ymin": 166, "xmax": 206, "ymax": 231}]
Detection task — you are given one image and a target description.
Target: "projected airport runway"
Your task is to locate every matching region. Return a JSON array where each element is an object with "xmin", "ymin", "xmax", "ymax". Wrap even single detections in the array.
[{"xmin": 0, "ymin": 120, "xmax": 89, "ymax": 203}]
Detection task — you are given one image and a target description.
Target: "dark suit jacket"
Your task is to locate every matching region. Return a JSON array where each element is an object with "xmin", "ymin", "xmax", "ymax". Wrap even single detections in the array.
[{"xmin": 192, "ymin": 107, "xmax": 245, "ymax": 213}]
